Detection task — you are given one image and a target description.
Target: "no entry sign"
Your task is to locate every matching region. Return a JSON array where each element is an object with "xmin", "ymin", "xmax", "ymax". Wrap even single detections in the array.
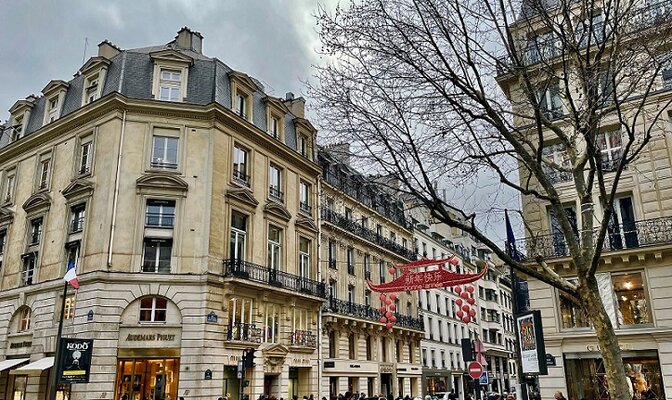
[{"xmin": 468, "ymin": 361, "xmax": 483, "ymax": 379}]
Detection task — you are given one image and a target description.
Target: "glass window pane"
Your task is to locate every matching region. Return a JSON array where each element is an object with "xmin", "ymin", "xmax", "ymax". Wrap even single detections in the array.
[{"xmin": 613, "ymin": 272, "xmax": 651, "ymax": 325}]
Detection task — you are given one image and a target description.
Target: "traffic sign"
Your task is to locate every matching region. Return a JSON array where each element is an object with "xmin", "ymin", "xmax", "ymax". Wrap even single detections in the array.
[
  {"xmin": 479, "ymin": 371, "xmax": 488, "ymax": 385},
  {"xmin": 468, "ymin": 361, "xmax": 483, "ymax": 379}
]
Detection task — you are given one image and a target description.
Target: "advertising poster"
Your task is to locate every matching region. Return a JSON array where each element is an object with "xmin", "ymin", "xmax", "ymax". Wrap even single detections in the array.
[
  {"xmin": 516, "ymin": 311, "xmax": 547, "ymax": 375},
  {"xmin": 57, "ymin": 338, "xmax": 94, "ymax": 384}
]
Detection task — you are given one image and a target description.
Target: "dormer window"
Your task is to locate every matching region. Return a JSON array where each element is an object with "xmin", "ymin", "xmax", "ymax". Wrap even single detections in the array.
[
  {"xmin": 47, "ymin": 97, "xmax": 59, "ymax": 123},
  {"xmin": 84, "ymin": 74, "xmax": 100, "ymax": 105},
  {"xmin": 270, "ymin": 117, "xmax": 279, "ymax": 138},
  {"xmin": 11, "ymin": 116, "xmax": 23, "ymax": 142},
  {"xmin": 159, "ymin": 69, "xmax": 182, "ymax": 102},
  {"xmin": 236, "ymin": 93, "xmax": 247, "ymax": 119},
  {"xmin": 298, "ymin": 134, "xmax": 309, "ymax": 157}
]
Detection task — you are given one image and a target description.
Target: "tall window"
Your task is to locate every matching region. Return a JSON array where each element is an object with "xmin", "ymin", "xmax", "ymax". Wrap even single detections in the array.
[
  {"xmin": 379, "ymin": 260, "xmax": 386, "ymax": 283},
  {"xmin": 347, "ymin": 247, "xmax": 355, "ymax": 275},
  {"xmin": 349, "ymin": 333, "xmax": 356, "ymax": 359},
  {"xmin": 146, "ymin": 200, "xmax": 175, "ymax": 228},
  {"xmin": 79, "ymin": 141, "xmax": 92, "ymax": 175},
  {"xmin": 230, "ymin": 211, "xmax": 247, "ymax": 260},
  {"xmin": 348, "ymin": 285, "xmax": 355, "ymax": 303},
  {"xmin": 264, "ymin": 304, "xmax": 279, "ymax": 343},
  {"xmin": 0, "ymin": 228, "xmax": 6, "ymax": 270},
  {"xmin": 28, "ymin": 218, "xmax": 43, "ymax": 245},
  {"xmin": 613, "ymin": 272, "xmax": 652, "ymax": 326},
  {"xmin": 328, "ymin": 240, "xmax": 337, "ymax": 269},
  {"xmin": 233, "ymin": 145, "xmax": 249, "ymax": 185},
  {"xmin": 365, "ymin": 335, "xmax": 372, "ymax": 360},
  {"xmin": 538, "ymin": 83, "xmax": 563, "ymax": 119},
  {"xmin": 298, "ymin": 134, "xmax": 309, "ymax": 157},
  {"xmin": 299, "ymin": 181, "xmax": 311, "ymax": 214},
  {"xmin": 142, "ymin": 239, "xmax": 172, "ymax": 273},
  {"xmin": 598, "ymin": 130, "xmax": 623, "ymax": 172},
  {"xmin": 607, "ymin": 197, "xmax": 637, "ymax": 250},
  {"xmin": 364, "ymin": 254, "xmax": 371, "ymax": 279},
  {"xmin": 345, "ymin": 207, "xmax": 353, "ymax": 220},
  {"xmin": 269, "ymin": 117, "xmax": 280, "ymax": 138},
  {"xmin": 267, "ymin": 225, "xmax": 282, "ymax": 271},
  {"xmin": 70, "ymin": 204, "xmax": 86, "ymax": 233},
  {"xmin": 329, "ymin": 331, "xmax": 337, "ymax": 358},
  {"xmin": 542, "ymin": 144, "xmax": 572, "ymax": 184},
  {"xmin": 151, "ymin": 136, "xmax": 179, "ymax": 169},
  {"xmin": 38, "ymin": 159, "xmax": 50, "ymax": 190},
  {"xmin": 64, "ymin": 296, "xmax": 76, "ymax": 320},
  {"xmin": 549, "ymin": 204, "xmax": 579, "ymax": 256},
  {"xmin": 21, "ymin": 255, "xmax": 36, "ymax": 286},
  {"xmin": 19, "ymin": 308, "xmax": 31, "ymax": 332},
  {"xmin": 365, "ymin": 290, "xmax": 371, "ymax": 307},
  {"xmin": 159, "ymin": 70, "xmax": 181, "ymax": 102},
  {"xmin": 299, "ymin": 237, "xmax": 310, "ymax": 279},
  {"xmin": 4, "ymin": 170, "xmax": 15, "ymax": 203},
  {"xmin": 236, "ymin": 93, "xmax": 247, "ymax": 118},
  {"xmin": 139, "ymin": 296, "xmax": 168, "ymax": 322},
  {"xmin": 269, "ymin": 164, "xmax": 283, "ymax": 201}
]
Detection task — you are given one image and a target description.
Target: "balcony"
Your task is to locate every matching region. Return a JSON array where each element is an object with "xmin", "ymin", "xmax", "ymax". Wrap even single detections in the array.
[
  {"xmin": 289, "ymin": 330, "xmax": 317, "ymax": 348},
  {"xmin": 145, "ymin": 212, "xmax": 174, "ymax": 228},
  {"xmin": 226, "ymin": 322, "xmax": 262, "ymax": 343},
  {"xmin": 269, "ymin": 186, "xmax": 284, "ymax": 202},
  {"xmin": 300, "ymin": 201, "xmax": 312, "ymax": 215},
  {"xmin": 321, "ymin": 208, "xmax": 417, "ymax": 260},
  {"xmin": 223, "ymin": 259, "xmax": 327, "ymax": 298},
  {"xmin": 232, "ymin": 169, "xmax": 250, "ymax": 187},
  {"xmin": 514, "ymin": 216, "xmax": 672, "ymax": 260},
  {"xmin": 323, "ymin": 298, "xmax": 424, "ymax": 331},
  {"xmin": 70, "ymin": 217, "xmax": 85, "ymax": 233},
  {"xmin": 347, "ymin": 264, "xmax": 355, "ymax": 275}
]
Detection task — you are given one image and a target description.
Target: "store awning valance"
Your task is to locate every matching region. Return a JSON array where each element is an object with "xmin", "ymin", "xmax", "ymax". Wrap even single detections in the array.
[
  {"xmin": 0, "ymin": 358, "xmax": 29, "ymax": 372},
  {"xmin": 11, "ymin": 357, "xmax": 53, "ymax": 375}
]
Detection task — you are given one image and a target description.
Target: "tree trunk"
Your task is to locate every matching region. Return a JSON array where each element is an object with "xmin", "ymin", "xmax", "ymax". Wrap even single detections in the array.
[{"xmin": 580, "ymin": 276, "xmax": 631, "ymax": 400}]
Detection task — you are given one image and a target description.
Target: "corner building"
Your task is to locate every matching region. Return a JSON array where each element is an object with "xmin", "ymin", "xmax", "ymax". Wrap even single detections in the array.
[
  {"xmin": 497, "ymin": 3, "xmax": 672, "ymax": 399},
  {"xmin": 318, "ymin": 150, "xmax": 424, "ymax": 399},
  {"xmin": 0, "ymin": 28, "xmax": 324, "ymax": 400}
]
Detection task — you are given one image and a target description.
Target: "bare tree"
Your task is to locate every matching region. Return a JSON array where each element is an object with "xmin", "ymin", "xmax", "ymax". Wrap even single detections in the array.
[{"xmin": 309, "ymin": 0, "xmax": 672, "ymax": 398}]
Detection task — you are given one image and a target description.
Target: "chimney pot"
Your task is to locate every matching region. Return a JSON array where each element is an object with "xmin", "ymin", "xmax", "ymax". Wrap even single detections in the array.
[{"xmin": 285, "ymin": 92, "xmax": 295, "ymax": 101}]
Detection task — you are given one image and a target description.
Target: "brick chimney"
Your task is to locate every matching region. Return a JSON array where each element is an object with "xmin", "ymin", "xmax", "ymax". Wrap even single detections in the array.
[{"xmin": 175, "ymin": 27, "xmax": 203, "ymax": 54}]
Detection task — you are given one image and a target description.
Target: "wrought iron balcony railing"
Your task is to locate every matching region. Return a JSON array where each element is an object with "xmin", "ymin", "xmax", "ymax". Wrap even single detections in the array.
[
  {"xmin": 226, "ymin": 322, "xmax": 262, "ymax": 343},
  {"xmin": 299, "ymin": 201, "xmax": 312, "ymax": 215},
  {"xmin": 232, "ymin": 169, "xmax": 250, "ymax": 187},
  {"xmin": 289, "ymin": 330, "xmax": 317, "ymax": 348},
  {"xmin": 223, "ymin": 258, "xmax": 327, "ymax": 298},
  {"xmin": 323, "ymin": 298, "xmax": 424, "ymax": 331},
  {"xmin": 514, "ymin": 216, "xmax": 672, "ymax": 260},
  {"xmin": 321, "ymin": 208, "xmax": 417, "ymax": 260}
]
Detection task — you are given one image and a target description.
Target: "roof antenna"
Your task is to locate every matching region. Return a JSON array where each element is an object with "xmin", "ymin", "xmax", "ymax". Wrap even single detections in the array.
[{"xmin": 82, "ymin": 37, "xmax": 89, "ymax": 64}]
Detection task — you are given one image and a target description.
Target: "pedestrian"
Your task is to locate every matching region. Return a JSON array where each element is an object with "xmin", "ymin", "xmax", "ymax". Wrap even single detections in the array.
[{"xmin": 553, "ymin": 392, "xmax": 566, "ymax": 400}]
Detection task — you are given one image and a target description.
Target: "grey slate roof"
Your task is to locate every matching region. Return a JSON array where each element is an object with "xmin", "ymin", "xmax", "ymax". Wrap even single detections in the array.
[{"xmin": 5, "ymin": 32, "xmax": 305, "ymax": 153}]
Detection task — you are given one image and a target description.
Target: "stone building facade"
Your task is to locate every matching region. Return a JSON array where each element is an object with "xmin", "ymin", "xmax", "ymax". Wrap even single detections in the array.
[
  {"xmin": 409, "ymin": 205, "xmax": 516, "ymax": 398},
  {"xmin": 318, "ymin": 150, "xmax": 424, "ymax": 399},
  {"xmin": 0, "ymin": 28, "xmax": 323, "ymax": 400}
]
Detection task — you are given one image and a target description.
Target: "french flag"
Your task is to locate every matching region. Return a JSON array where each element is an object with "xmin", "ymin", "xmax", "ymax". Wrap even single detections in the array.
[{"xmin": 64, "ymin": 261, "xmax": 79, "ymax": 289}]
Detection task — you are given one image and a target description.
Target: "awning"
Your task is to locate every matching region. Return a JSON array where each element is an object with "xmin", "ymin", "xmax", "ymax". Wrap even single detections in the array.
[
  {"xmin": 0, "ymin": 358, "xmax": 29, "ymax": 372},
  {"xmin": 10, "ymin": 357, "xmax": 54, "ymax": 375}
]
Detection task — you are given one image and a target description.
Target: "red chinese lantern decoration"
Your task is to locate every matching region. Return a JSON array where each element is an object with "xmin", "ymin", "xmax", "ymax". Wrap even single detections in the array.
[
  {"xmin": 388, "ymin": 267, "xmax": 397, "ymax": 275},
  {"xmin": 380, "ymin": 317, "xmax": 387, "ymax": 323},
  {"xmin": 455, "ymin": 298, "xmax": 463, "ymax": 306},
  {"xmin": 389, "ymin": 304, "xmax": 397, "ymax": 311},
  {"xmin": 469, "ymin": 309, "xmax": 476, "ymax": 317},
  {"xmin": 379, "ymin": 295, "xmax": 387, "ymax": 301},
  {"xmin": 386, "ymin": 311, "xmax": 393, "ymax": 318},
  {"xmin": 466, "ymin": 285, "xmax": 475, "ymax": 293},
  {"xmin": 456, "ymin": 310, "xmax": 464, "ymax": 318},
  {"xmin": 467, "ymin": 297, "xmax": 475, "ymax": 305},
  {"xmin": 461, "ymin": 305, "xmax": 470, "ymax": 312},
  {"xmin": 389, "ymin": 294, "xmax": 398, "ymax": 301},
  {"xmin": 460, "ymin": 292, "xmax": 469, "ymax": 299},
  {"xmin": 390, "ymin": 315, "xmax": 397, "ymax": 322},
  {"xmin": 450, "ymin": 258, "xmax": 460, "ymax": 265},
  {"xmin": 455, "ymin": 286, "xmax": 463, "ymax": 294},
  {"xmin": 386, "ymin": 323, "xmax": 394, "ymax": 329},
  {"xmin": 380, "ymin": 307, "xmax": 387, "ymax": 313},
  {"xmin": 462, "ymin": 316, "xmax": 470, "ymax": 323}
]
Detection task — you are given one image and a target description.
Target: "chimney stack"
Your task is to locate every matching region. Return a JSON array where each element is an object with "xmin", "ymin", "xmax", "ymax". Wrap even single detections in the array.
[
  {"xmin": 284, "ymin": 95, "xmax": 305, "ymax": 118},
  {"xmin": 175, "ymin": 27, "xmax": 203, "ymax": 54},
  {"xmin": 98, "ymin": 40, "xmax": 121, "ymax": 59}
]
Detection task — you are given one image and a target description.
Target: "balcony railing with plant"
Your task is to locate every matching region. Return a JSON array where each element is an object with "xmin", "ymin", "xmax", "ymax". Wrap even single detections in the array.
[{"xmin": 223, "ymin": 258, "xmax": 326, "ymax": 298}]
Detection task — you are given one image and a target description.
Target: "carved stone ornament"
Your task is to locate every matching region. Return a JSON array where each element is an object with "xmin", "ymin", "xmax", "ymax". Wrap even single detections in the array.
[
  {"xmin": 22, "ymin": 192, "xmax": 51, "ymax": 214},
  {"xmin": 226, "ymin": 187, "xmax": 259, "ymax": 208},
  {"xmin": 262, "ymin": 343, "xmax": 289, "ymax": 375},
  {"xmin": 136, "ymin": 174, "xmax": 188, "ymax": 194},
  {"xmin": 264, "ymin": 201, "xmax": 292, "ymax": 221},
  {"xmin": 61, "ymin": 179, "xmax": 94, "ymax": 200},
  {"xmin": 295, "ymin": 214, "xmax": 318, "ymax": 232}
]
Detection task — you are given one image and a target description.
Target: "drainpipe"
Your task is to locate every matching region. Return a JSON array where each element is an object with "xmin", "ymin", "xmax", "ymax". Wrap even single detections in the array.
[{"xmin": 107, "ymin": 109, "xmax": 127, "ymax": 268}]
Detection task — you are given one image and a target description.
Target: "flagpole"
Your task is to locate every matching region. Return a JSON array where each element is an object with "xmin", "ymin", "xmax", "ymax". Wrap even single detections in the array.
[{"xmin": 48, "ymin": 281, "xmax": 68, "ymax": 400}]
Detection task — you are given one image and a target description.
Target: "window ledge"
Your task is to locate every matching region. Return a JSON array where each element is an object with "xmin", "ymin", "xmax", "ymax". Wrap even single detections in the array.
[
  {"xmin": 7, "ymin": 332, "xmax": 33, "ymax": 339},
  {"xmin": 145, "ymin": 167, "xmax": 181, "ymax": 175}
]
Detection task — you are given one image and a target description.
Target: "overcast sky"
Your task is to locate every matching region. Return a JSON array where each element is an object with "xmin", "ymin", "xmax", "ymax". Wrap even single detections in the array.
[
  {"xmin": 0, "ymin": 0, "xmax": 336, "ymax": 115},
  {"xmin": 0, "ymin": 0, "xmax": 521, "ymax": 246}
]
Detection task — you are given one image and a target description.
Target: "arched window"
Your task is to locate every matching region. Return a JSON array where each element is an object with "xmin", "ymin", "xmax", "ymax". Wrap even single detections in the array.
[{"xmin": 139, "ymin": 296, "xmax": 167, "ymax": 323}]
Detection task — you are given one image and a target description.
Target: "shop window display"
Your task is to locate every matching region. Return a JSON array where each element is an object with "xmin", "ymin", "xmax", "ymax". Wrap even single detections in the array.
[
  {"xmin": 612, "ymin": 272, "xmax": 652, "ymax": 326},
  {"xmin": 565, "ymin": 354, "xmax": 663, "ymax": 400},
  {"xmin": 115, "ymin": 358, "xmax": 179, "ymax": 400}
]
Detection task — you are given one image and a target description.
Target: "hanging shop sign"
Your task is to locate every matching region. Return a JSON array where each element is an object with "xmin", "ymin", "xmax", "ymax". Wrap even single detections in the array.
[
  {"xmin": 57, "ymin": 338, "xmax": 94, "ymax": 384},
  {"xmin": 516, "ymin": 310, "xmax": 548, "ymax": 375}
]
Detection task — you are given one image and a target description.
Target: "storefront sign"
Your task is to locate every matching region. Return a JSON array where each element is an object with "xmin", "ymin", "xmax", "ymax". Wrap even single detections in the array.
[
  {"xmin": 290, "ymin": 358, "xmax": 312, "ymax": 367},
  {"xmin": 57, "ymin": 338, "xmax": 94, "ymax": 384},
  {"xmin": 516, "ymin": 310, "xmax": 548, "ymax": 375},
  {"xmin": 586, "ymin": 343, "xmax": 632, "ymax": 352},
  {"xmin": 9, "ymin": 341, "xmax": 32, "ymax": 349},
  {"xmin": 324, "ymin": 361, "xmax": 335, "ymax": 368},
  {"xmin": 118, "ymin": 327, "xmax": 181, "ymax": 349}
]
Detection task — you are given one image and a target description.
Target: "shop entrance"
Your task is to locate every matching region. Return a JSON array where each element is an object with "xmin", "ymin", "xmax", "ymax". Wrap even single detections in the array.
[
  {"xmin": 381, "ymin": 374, "xmax": 392, "ymax": 397},
  {"xmin": 264, "ymin": 375, "xmax": 279, "ymax": 397},
  {"xmin": 223, "ymin": 367, "xmax": 241, "ymax": 400},
  {"xmin": 115, "ymin": 358, "xmax": 180, "ymax": 400}
]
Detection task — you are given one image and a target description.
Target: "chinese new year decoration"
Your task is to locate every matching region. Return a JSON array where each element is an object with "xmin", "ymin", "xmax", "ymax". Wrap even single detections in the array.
[{"xmin": 366, "ymin": 255, "xmax": 490, "ymax": 330}]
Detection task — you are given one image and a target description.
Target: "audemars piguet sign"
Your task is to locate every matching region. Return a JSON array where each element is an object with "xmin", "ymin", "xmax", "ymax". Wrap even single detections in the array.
[{"xmin": 57, "ymin": 338, "xmax": 94, "ymax": 384}]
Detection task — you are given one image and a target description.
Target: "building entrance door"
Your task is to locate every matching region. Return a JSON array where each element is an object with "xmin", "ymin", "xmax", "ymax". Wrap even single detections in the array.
[
  {"xmin": 381, "ymin": 374, "xmax": 392, "ymax": 397},
  {"xmin": 115, "ymin": 358, "xmax": 180, "ymax": 400}
]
